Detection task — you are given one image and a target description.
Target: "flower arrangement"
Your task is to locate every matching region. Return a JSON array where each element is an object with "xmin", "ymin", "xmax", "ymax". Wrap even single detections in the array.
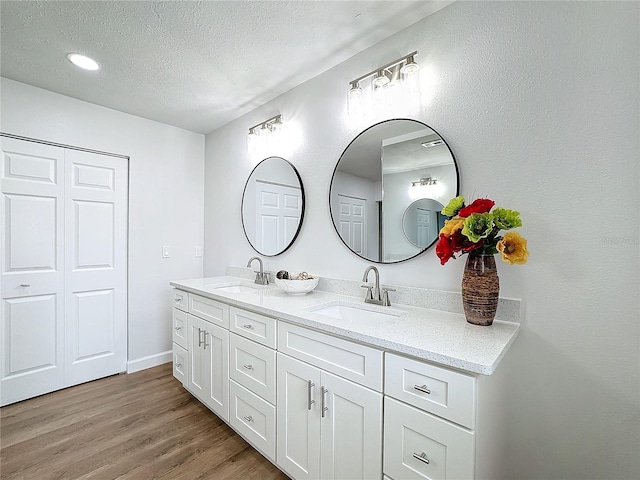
[{"xmin": 436, "ymin": 196, "xmax": 529, "ymax": 265}]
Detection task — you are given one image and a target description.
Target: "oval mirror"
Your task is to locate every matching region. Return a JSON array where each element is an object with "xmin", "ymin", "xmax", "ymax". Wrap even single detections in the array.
[
  {"xmin": 329, "ymin": 119, "xmax": 459, "ymax": 263},
  {"xmin": 242, "ymin": 156, "xmax": 305, "ymax": 256}
]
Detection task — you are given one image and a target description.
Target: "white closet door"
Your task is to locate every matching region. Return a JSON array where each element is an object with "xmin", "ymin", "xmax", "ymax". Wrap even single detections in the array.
[
  {"xmin": 337, "ymin": 195, "xmax": 366, "ymax": 255},
  {"xmin": 254, "ymin": 181, "xmax": 302, "ymax": 255},
  {"xmin": 1, "ymin": 138, "xmax": 65, "ymax": 405},
  {"xmin": 64, "ymin": 149, "xmax": 128, "ymax": 386}
]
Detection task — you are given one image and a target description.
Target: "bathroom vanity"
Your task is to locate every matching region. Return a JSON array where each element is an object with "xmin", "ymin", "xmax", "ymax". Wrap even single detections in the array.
[{"xmin": 170, "ymin": 275, "xmax": 519, "ymax": 480}]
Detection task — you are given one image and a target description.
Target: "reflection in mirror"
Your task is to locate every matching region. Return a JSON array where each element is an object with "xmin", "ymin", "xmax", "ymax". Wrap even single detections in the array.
[
  {"xmin": 330, "ymin": 119, "xmax": 459, "ymax": 263},
  {"xmin": 242, "ymin": 156, "xmax": 305, "ymax": 256},
  {"xmin": 402, "ymin": 198, "xmax": 446, "ymax": 248}
]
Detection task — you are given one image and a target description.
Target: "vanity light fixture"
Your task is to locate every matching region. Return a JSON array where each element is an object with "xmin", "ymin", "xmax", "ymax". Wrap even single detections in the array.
[
  {"xmin": 247, "ymin": 114, "xmax": 285, "ymax": 154},
  {"xmin": 66, "ymin": 53, "xmax": 100, "ymax": 71},
  {"xmin": 347, "ymin": 51, "xmax": 419, "ymax": 116},
  {"xmin": 411, "ymin": 176, "xmax": 437, "ymax": 188}
]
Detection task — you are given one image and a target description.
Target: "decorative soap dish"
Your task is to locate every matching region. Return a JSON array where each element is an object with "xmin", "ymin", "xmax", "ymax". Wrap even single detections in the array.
[{"xmin": 274, "ymin": 271, "xmax": 319, "ymax": 295}]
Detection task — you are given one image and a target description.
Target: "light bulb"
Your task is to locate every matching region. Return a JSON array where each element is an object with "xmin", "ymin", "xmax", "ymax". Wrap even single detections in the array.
[
  {"xmin": 347, "ymin": 82, "xmax": 364, "ymax": 117},
  {"xmin": 372, "ymin": 70, "xmax": 390, "ymax": 88}
]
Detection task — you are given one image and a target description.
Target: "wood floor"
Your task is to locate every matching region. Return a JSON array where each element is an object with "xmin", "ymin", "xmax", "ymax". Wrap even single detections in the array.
[{"xmin": 0, "ymin": 364, "xmax": 289, "ymax": 480}]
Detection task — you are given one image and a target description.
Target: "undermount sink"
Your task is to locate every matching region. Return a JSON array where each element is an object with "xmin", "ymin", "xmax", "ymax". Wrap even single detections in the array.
[
  {"xmin": 307, "ymin": 302, "xmax": 405, "ymax": 324},
  {"xmin": 207, "ymin": 283, "xmax": 262, "ymax": 294}
]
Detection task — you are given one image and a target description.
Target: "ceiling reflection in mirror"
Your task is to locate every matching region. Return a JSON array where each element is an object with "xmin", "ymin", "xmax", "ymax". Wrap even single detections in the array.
[
  {"xmin": 329, "ymin": 119, "xmax": 459, "ymax": 263},
  {"xmin": 242, "ymin": 156, "xmax": 305, "ymax": 256}
]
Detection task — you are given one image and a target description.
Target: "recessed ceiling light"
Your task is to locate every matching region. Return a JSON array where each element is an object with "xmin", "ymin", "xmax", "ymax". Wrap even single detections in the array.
[{"xmin": 66, "ymin": 53, "xmax": 100, "ymax": 71}]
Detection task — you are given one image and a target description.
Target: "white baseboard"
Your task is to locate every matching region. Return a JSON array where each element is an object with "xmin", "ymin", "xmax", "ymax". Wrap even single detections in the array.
[{"xmin": 127, "ymin": 350, "xmax": 172, "ymax": 374}]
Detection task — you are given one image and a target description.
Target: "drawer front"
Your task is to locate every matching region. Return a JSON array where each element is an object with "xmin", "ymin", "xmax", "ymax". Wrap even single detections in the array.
[
  {"xmin": 172, "ymin": 308, "xmax": 188, "ymax": 349},
  {"xmin": 383, "ymin": 397, "xmax": 474, "ymax": 480},
  {"xmin": 173, "ymin": 343, "xmax": 188, "ymax": 386},
  {"xmin": 230, "ymin": 333, "xmax": 276, "ymax": 404},
  {"xmin": 229, "ymin": 380, "xmax": 276, "ymax": 462},
  {"xmin": 172, "ymin": 289, "xmax": 188, "ymax": 311},
  {"xmin": 385, "ymin": 353, "xmax": 476, "ymax": 429},
  {"xmin": 278, "ymin": 321, "xmax": 383, "ymax": 391},
  {"xmin": 230, "ymin": 306, "xmax": 276, "ymax": 348},
  {"xmin": 189, "ymin": 294, "xmax": 229, "ymax": 328}
]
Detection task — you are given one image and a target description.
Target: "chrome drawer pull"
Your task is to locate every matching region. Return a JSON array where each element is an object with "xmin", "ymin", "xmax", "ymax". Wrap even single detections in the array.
[
  {"xmin": 242, "ymin": 323, "xmax": 253, "ymax": 329},
  {"xmin": 174, "ymin": 326, "xmax": 182, "ymax": 331},
  {"xmin": 175, "ymin": 297, "xmax": 182, "ymax": 303},
  {"xmin": 321, "ymin": 386, "xmax": 328, "ymax": 418},
  {"xmin": 307, "ymin": 380, "xmax": 315, "ymax": 411},
  {"xmin": 414, "ymin": 384, "xmax": 431, "ymax": 395},
  {"xmin": 176, "ymin": 363, "xmax": 182, "ymax": 368},
  {"xmin": 243, "ymin": 415, "xmax": 253, "ymax": 422},
  {"xmin": 243, "ymin": 364, "xmax": 253, "ymax": 370},
  {"xmin": 20, "ymin": 284, "xmax": 31, "ymax": 287},
  {"xmin": 197, "ymin": 328, "xmax": 204, "ymax": 347},
  {"xmin": 413, "ymin": 452, "xmax": 430, "ymax": 465}
]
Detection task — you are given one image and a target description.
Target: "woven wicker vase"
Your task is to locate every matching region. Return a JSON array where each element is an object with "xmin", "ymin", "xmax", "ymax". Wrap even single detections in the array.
[{"xmin": 461, "ymin": 254, "xmax": 499, "ymax": 326}]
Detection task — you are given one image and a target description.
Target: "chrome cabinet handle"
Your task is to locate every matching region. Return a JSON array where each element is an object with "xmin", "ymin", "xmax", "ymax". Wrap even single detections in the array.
[
  {"xmin": 243, "ymin": 415, "xmax": 253, "ymax": 422},
  {"xmin": 197, "ymin": 328, "xmax": 203, "ymax": 347},
  {"xmin": 413, "ymin": 452, "xmax": 430, "ymax": 465},
  {"xmin": 203, "ymin": 331, "xmax": 209, "ymax": 350},
  {"xmin": 321, "ymin": 386, "xmax": 328, "ymax": 418},
  {"xmin": 307, "ymin": 380, "xmax": 315, "ymax": 411},
  {"xmin": 243, "ymin": 364, "xmax": 253, "ymax": 370},
  {"xmin": 176, "ymin": 363, "xmax": 182, "ymax": 368},
  {"xmin": 174, "ymin": 326, "xmax": 182, "ymax": 331},
  {"xmin": 242, "ymin": 323, "xmax": 253, "ymax": 329},
  {"xmin": 414, "ymin": 384, "xmax": 431, "ymax": 395},
  {"xmin": 20, "ymin": 284, "xmax": 31, "ymax": 287},
  {"xmin": 175, "ymin": 297, "xmax": 183, "ymax": 303}
]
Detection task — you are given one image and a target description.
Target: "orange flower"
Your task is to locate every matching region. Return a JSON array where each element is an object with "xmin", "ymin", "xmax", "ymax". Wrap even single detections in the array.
[{"xmin": 497, "ymin": 231, "xmax": 529, "ymax": 265}]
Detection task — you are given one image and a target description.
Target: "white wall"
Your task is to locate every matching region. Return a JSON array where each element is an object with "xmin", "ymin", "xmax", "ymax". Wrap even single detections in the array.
[
  {"xmin": 1, "ymin": 78, "xmax": 205, "ymax": 367},
  {"xmin": 204, "ymin": 2, "xmax": 639, "ymax": 478}
]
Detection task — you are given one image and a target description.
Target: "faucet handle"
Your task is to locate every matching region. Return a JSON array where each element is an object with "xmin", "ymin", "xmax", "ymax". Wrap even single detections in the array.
[
  {"xmin": 381, "ymin": 287, "xmax": 396, "ymax": 306},
  {"xmin": 361, "ymin": 284, "xmax": 374, "ymax": 301}
]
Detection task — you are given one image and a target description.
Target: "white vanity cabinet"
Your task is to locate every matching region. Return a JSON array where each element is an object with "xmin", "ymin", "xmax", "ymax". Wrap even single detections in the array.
[
  {"xmin": 277, "ymin": 322, "xmax": 383, "ymax": 480},
  {"xmin": 383, "ymin": 353, "xmax": 509, "ymax": 480}
]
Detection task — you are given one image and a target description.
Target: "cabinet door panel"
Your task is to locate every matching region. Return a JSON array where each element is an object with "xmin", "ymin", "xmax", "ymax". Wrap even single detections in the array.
[
  {"xmin": 187, "ymin": 315, "xmax": 209, "ymax": 399},
  {"xmin": 204, "ymin": 322, "xmax": 229, "ymax": 422},
  {"xmin": 320, "ymin": 371, "xmax": 383, "ymax": 480},
  {"xmin": 277, "ymin": 353, "xmax": 321, "ymax": 480}
]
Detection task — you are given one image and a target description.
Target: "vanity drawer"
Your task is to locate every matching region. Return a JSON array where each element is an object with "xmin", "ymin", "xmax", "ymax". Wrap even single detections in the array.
[
  {"xmin": 278, "ymin": 321, "xmax": 383, "ymax": 391},
  {"xmin": 383, "ymin": 397, "xmax": 474, "ymax": 480},
  {"xmin": 172, "ymin": 308, "xmax": 188, "ymax": 349},
  {"xmin": 385, "ymin": 353, "xmax": 476, "ymax": 429},
  {"xmin": 172, "ymin": 343, "xmax": 188, "ymax": 386},
  {"xmin": 229, "ymin": 379, "xmax": 276, "ymax": 462},
  {"xmin": 172, "ymin": 289, "xmax": 188, "ymax": 312},
  {"xmin": 189, "ymin": 294, "xmax": 229, "ymax": 328},
  {"xmin": 230, "ymin": 306, "xmax": 276, "ymax": 348},
  {"xmin": 230, "ymin": 333, "xmax": 276, "ymax": 404}
]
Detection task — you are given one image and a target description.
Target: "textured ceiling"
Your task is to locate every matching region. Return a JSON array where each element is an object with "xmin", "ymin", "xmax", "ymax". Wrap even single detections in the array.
[{"xmin": 0, "ymin": 0, "xmax": 450, "ymax": 134}]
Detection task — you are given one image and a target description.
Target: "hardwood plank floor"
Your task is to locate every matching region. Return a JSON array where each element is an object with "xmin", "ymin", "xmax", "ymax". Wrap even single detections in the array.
[{"xmin": 0, "ymin": 364, "xmax": 289, "ymax": 480}]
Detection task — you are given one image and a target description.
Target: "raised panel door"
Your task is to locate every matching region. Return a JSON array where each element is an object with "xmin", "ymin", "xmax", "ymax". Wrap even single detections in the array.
[
  {"xmin": 64, "ymin": 149, "xmax": 127, "ymax": 386},
  {"xmin": 1, "ymin": 138, "xmax": 64, "ymax": 406},
  {"xmin": 277, "ymin": 353, "xmax": 321, "ymax": 480},
  {"xmin": 320, "ymin": 370, "xmax": 383, "ymax": 480}
]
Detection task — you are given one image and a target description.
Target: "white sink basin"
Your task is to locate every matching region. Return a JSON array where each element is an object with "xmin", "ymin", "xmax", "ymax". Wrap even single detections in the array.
[
  {"xmin": 207, "ymin": 283, "xmax": 262, "ymax": 294},
  {"xmin": 307, "ymin": 302, "xmax": 404, "ymax": 324}
]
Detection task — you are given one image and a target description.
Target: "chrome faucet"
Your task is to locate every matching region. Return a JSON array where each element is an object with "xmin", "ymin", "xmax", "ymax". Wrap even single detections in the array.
[
  {"xmin": 361, "ymin": 265, "xmax": 395, "ymax": 306},
  {"xmin": 247, "ymin": 257, "xmax": 269, "ymax": 285}
]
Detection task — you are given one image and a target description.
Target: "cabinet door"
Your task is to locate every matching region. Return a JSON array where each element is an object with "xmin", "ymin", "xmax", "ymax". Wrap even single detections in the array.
[
  {"xmin": 320, "ymin": 371, "xmax": 383, "ymax": 480},
  {"xmin": 277, "ymin": 353, "xmax": 321, "ymax": 480},
  {"xmin": 187, "ymin": 314, "xmax": 210, "ymax": 400},
  {"xmin": 203, "ymin": 321, "xmax": 229, "ymax": 422}
]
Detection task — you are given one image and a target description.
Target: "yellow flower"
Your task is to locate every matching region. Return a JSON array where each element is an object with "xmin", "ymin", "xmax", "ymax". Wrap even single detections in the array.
[
  {"xmin": 439, "ymin": 217, "xmax": 465, "ymax": 237},
  {"xmin": 497, "ymin": 231, "xmax": 529, "ymax": 265}
]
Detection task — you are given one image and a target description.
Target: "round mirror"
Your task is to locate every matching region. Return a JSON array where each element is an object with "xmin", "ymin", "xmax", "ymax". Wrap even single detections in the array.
[
  {"xmin": 242, "ymin": 156, "xmax": 305, "ymax": 256},
  {"xmin": 329, "ymin": 119, "xmax": 459, "ymax": 263},
  {"xmin": 402, "ymin": 198, "xmax": 446, "ymax": 248}
]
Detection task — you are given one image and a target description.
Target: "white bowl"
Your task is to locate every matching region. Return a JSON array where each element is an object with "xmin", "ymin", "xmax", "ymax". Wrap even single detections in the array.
[{"xmin": 274, "ymin": 276, "xmax": 319, "ymax": 295}]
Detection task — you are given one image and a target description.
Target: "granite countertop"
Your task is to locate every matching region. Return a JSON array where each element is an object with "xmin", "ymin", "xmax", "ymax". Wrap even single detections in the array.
[{"xmin": 170, "ymin": 276, "xmax": 520, "ymax": 375}]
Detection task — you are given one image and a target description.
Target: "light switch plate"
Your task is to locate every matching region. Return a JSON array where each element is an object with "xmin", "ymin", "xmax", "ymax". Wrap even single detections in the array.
[{"xmin": 162, "ymin": 246, "xmax": 170, "ymax": 258}]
